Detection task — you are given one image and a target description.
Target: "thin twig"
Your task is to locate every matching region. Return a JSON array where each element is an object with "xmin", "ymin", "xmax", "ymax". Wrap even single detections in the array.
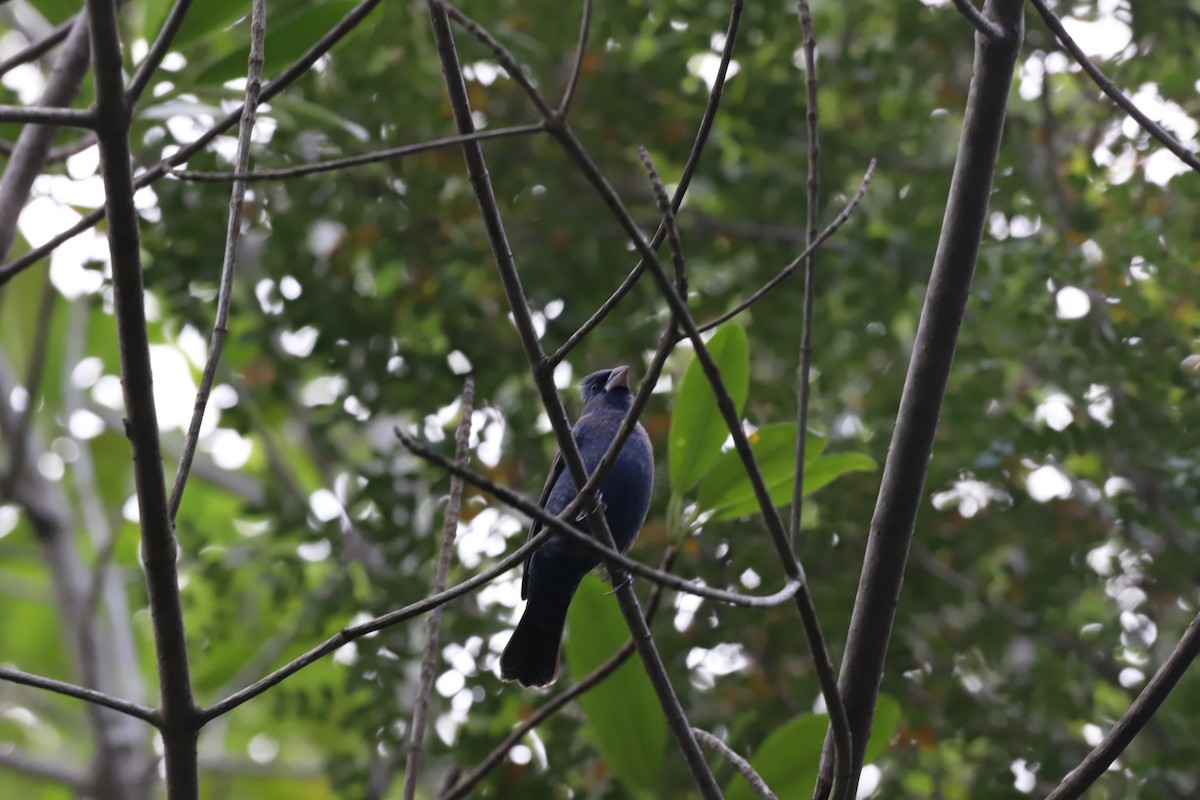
[
  {"xmin": 200, "ymin": 528, "xmax": 555, "ymax": 722},
  {"xmin": 0, "ymin": 667, "xmax": 158, "ymax": 725},
  {"xmin": 693, "ymin": 728, "xmax": 779, "ymax": 800},
  {"xmin": 0, "ymin": 15, "xmax": 74, "ymax": 79},
  {"xmin": 0, "ymin": 132, "xmax": 96, "ymax": 161},
  {"xmin": 791, "ymin": 0, "xmax": 820, "ymax": 547},
  {"xmin": 438, "ymin": 5, "xmax": 852, "ymax": 788},
  {"xmin": 402, "ymin": 379, "xmax": 474, "ymax": 800},
  {"xmin": 0, "ymin": 0, "xmax": 389, "ymax": 288},
  {"xmin": 396, "ymin": 428, "xmax": 802, "ymax": 609},
  {"xmin": 791, "ymin": 6, "xmax": 848, "ymax": 796},
  {"xmin": 439, "ymin": 542, "xmax": 682, "ymax": 800},
  {"xmin": 545, "ymin": 0, "xmax": 745, "ymax": 368},
  {"xmin": 0, "ymin": 105, "xmax": 94, "ymax": 127},
  {"xmin": 168, "ymin": 123, "xmax": 545, "ymax": 182},
  {"xmin": 168, "ymin": 0, "xmax": 267, "ymax": 522},
  {"xmin": 1043, "ymin": 611, "xmax": 1200, "ymax": 800},
  {"xmin": 0, "ymin": 13, "xmax": 91, "ymax": 263},
  {"xmin": 428, "ymin": 5, "xmax": 720, "ymax": 795},
  {"xmin": 1029, "ymin": 0, "xmax": 1200, "ymax": 174},
  {"xmin": 951, "ymin": 0, "xmax": 1007, "ymax": 40},
  {"xmin": 558, "ymin": 0, "xmax": 592, "ymax": 117},
  {"xmin": 812, "ymin": 2, "xmax": 1023, "ymax": 797},
  {"xmin": 696, "ymin": 159, "xmax": 876, "ymax": 335},
  {"xmin": 85, "ymin": 0, "xmax": 201, "ymax": 794},
  {"xmin": 127, "ymin": 0, "xmax": 194, "ymax": 106}
]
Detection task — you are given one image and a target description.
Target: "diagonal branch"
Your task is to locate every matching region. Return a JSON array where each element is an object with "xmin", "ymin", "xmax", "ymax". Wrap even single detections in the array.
[
  {"xmin": 1043, "ymin": 611, "xmax": 1200, "ymax": 800},
  {"xmin": 1029, "ymin": 0, "xmax": 1200, "ymax": 174},
  {"xmin": 546, "ymin": 0, "xmax": 745, "ymax": 367},
  {"xmin": 0, "ymin": 16, "xmax": 74, "ymax": 79},
  {"xmin": 693, "ymin": 728, "xmax": 779, "ymax": 800},
  {"xmin": 395, "ymin": 429, "xmax": 802, "ymax": 608},
  {"xmin": 952, "ymin": 0, "xmax": 1007, "ymax": 40},
  {"xmin": 127, "ymin": 0, "xmax": 193, "ymax": 106},
  {"xmin": 558, "ymin": 0, "xmax": 591, "ymax": 117},
  {"xmin": 695, "ymin": 160, "xmax": 875, "ymax": 335},
  {"xmin": 0, "ymin": 666, "xmax": 158, "ymax": 725},
  {"xmin": 168, "ymin": 123, "xmax": 545, "ymax": 182},
  {"xmin": 168, "ymin": 0, "xmax": 266, "ymax": 522},
  {"xmin": 0, "ymin": 0, "xmax": 388, "ymax": 288},
  {"xmin": 200, "ymin": 528, "xmax": 556, "ymax": 722}
]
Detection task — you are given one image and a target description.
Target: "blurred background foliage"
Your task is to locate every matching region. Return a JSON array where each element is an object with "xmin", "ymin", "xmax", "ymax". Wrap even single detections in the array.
[{"xmin": 1, "ymin": 0, "xmax": 1198, "ymax": 797}]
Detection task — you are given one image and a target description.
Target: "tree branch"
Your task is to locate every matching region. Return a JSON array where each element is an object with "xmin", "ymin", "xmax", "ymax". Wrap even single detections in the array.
[
  {"xmin": 395, "ymin": 429, "xmax": 802, "ymax": 609},
  {"xmin": 1029, "ymin": 0, "xmax": 1200, "ymax": 174},
  {"xmin": 167, "ymin": 123, "xmax": 545, "ymax": 182},
  {"xmin": 0, "ymin": 15, "xmax": 74, "ymax": 79},
  {"xmin": 0, "ymin": 105, "xmax": 94, "ymax": 127},
  {"xmin": 427, "ymin": 4, "xmax": 721, "ymax": 796},
  {"xmin": 200, "ymin": 528, "xmax": 556, "ymax": 722},
  {"xmin": 0, "ymin": 0, "xmax": 388, "ymax": 288},
  {"xmin": 558, "ymin": 0, "xmax": 591, "ymax": 117},
  {"xmin": 85, "ymin": 0, "xmax": 199, "ymax": 795},
  {"xmin": 402, "ymin": 379, "xmax": 474, "ymax": 800},
  {"xmin": 168, "ymin": 0, "xmax": 266, "ymax": 522},
  {"xmin": 951, "ymin": 0, "xmax": 1007, "ymax": 41},
  {"xmin": 126, "ymin": 0, "xmax": 193, "ymax": 106},
  {"xmin": 693, "ymin": 728, "xmax": 779, "ymax": 800},
  {"xmin": 546, "ymin": 0, "xmax": 745, "ymax": 367},
  {"xmin": 1043, "ymin": 611, "xmax": 1200, "ymax": 800},
  {"xmin": 0, "ymin": 666, "xmax": 157, "ymax": 725},
  {"xmin": 812, "ymin": 2, "xmax": 1024, "ymax": 797}
]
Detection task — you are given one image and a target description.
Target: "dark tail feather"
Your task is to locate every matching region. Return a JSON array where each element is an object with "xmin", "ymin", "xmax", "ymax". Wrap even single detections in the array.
[{"xmin": 500, "ymin": 590, "xmax": 573, "ymax": 687}]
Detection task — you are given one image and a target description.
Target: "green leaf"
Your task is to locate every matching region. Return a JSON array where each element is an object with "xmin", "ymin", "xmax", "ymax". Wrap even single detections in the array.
[
  {"xmin": 668, "ymin": 324, "xmax": 749, "ymax": 494},
  {"xmin": 724, "ymin": 714, "xmax": 826, "ymax": 800},
  {"xmin": 706, "ymin": 451, "xmax": 877, "ymax": 522},
  {"xmin": 695, "ymin": 423, "xmax": 825, "ymax": 519},
  {"xmin": 565, "ymin": 576, "xmax": 665, "ymax": 795},
  {"xmin": 723, "ymin": 696, "xmax": 899, "ymax": 800}
]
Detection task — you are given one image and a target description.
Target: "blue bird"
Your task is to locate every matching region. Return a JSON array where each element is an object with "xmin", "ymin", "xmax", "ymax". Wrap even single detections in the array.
[{"xmin": 500, "ymin": 366, "xmax": 654, "ymax": 687}]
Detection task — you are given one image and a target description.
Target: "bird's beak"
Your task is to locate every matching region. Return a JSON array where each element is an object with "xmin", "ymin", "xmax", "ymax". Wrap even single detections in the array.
[{"xmin": 605, "ymin": 365, "xmax": 631, "ymax": 391}]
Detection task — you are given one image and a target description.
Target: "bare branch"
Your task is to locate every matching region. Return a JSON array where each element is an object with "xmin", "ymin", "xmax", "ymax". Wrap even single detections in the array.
[
  {"xmin": 0, "ymin": 13, "xmax": 90, "ymax": 263},
  {"xmin": 168, "ymin": 0, "xmax": 267, "ymax": 522},
  {"xmin": 0, "ymin": 0, "xmax": 389, "ymax": 288},
  {"xmin": 395, "ymin": 428, "xmax": 802, "ymax": 609},
  {"xmin": 813, "ymin": 2, "xmax": 1024, "ymax": 797},
  {"xmin": 693, "ymin": 728, "xmax": 779, "ymax": 800},
  {"xmin": 168, "ymin": 123, "xmax": 545, "ymax": 182},
  {"xmin": 951, "ymin": 0, "xmax": 1007, "ymax": 41},
  {"xmin": 696, "ymin": 159, "xmax": 876, "ymax": 335},
  {"xmin": 1043, "ymin": 611, "xmax": 1200, "ymax": 800},
  {"xmin": 1, "ymin": 272, "xmax": 55, "ymax": 494},
  {"xmin": 0, "ymin": 666, "xmax": 158, "ymax": 725},
  {"xmin": 85, "ymin": 0, "xmax": 200, "ymax": 794},
  {"xmin": 200, "ymin": 528, "xmax": 556, "ymax": 722},
  {"xmin": 0, "ymin": 104, "xmax": 94, "ymax": 127},
  {"xmin": 546, "ymin": 0, "xmax": 745, "ymax": 367},
  {"xmin": 0, "ymin": 15, "xmax": 74, "ymax": 79},
  {"xmin": 427, "ymin": 4, "xmax": 720, "ymax": 795},
  {"xmin": 402, "ymin": 379, "xmax": 474, "ymax": 800},
  {"xmin": 1029, "ymin": 0, "xmax": 1200, "ymax": 174},
  {"xmin": 437, "ymin": 4, "xmax": 851, "ymax": 787},
  {"xmin": 559, "ymin": 0, "xmax": 591, "ymax": 117},
  {"xmin": 127, "ymin": 0, "xmax": 193, "ymax": 106}
]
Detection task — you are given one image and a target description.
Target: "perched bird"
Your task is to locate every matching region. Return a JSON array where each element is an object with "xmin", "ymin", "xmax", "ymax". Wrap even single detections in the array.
[{"xmin": 500, "ymin": 365, "xmax": 654, "ymax": 687}]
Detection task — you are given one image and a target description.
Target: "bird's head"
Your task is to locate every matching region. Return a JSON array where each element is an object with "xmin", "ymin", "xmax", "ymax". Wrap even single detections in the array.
[{"xmin": 579, "ymin": 365, "xmax": 634, "ymax": 408}]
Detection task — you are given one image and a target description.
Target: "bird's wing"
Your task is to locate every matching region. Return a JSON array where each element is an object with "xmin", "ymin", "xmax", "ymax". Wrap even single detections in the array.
[{"xmin": 522, "ymin": 449, "xmax": 565, "ymax": 600}]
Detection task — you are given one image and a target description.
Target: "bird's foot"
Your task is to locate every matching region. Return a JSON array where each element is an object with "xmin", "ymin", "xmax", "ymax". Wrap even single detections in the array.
[{"xmin": 604, "ymin": 570, "xmax": 632, "ymax": 595}]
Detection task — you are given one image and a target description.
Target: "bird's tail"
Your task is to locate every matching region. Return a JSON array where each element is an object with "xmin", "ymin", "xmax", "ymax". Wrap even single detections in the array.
[{"xmin": 500, "ymin": 584, "xmax": 576, "ymax": 688}]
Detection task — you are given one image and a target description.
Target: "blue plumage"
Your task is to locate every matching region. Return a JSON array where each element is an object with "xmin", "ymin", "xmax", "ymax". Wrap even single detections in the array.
[{"xmin": 500, "ymin": 366, "xmax": 654, "ymax": 687}]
